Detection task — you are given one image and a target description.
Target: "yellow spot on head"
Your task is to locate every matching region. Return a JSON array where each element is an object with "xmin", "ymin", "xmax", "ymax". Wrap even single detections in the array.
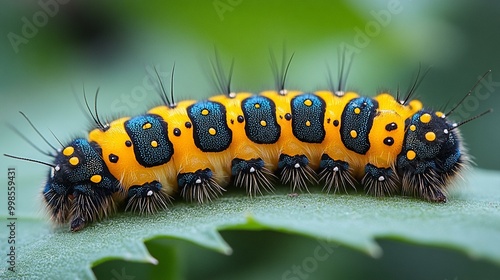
[
  {"xmin": 425, "ymin": 131, "xmax": 436, "ymax": 141},
  {"xmin": 410, "ymin": 125, "xmax": 416, "ymax": 131},
  {"xmin": 304, "ymin": 99, "xmax": 312, "ymax": 106},
  {"xmin": 63, "ymin": 146, "xmax": 74, "ymax": 156},
  {"xmin": 209, "ymin": 127, "xmax": 217, "ymax": 135},
  {"xmin": 260, "ymin": 120, "xmax": 267, "ymax": 127},
  {"xmin": 151, "ymin": 140, "xmax": 158, "ymax": 148},
  {"xmin": 407, "ymin": 150, "xmax": 416, "ymax": 160},
  {"xmin": 350, "ymin": 130, "xmax": 358, "ymax": 138},
  {"xmin": 90, "ymin": 174, "xmax": 102, "ymax": 184},
  {"xmin": 201, "ymin": 109, "xmax": 209, "ymax": 116},
  {"xmin": 69, "ymin": 156, "xmax": 79, "ymax": 166},
  {"xmin": 254, "ymin": 103, "xmax": 261, "ymax": 109},
  {"xmin": 142, "ymin": 122, "xmax": 152, "ymax": 129},
  {"xmin": 408, "ymin": 100, "xmax": 423, "ymax": 112},
  {"xmin": 305, "ymin": 120, "xmax": 311, "ymax": 127},
  {"xmin": 354, "ymin": 107, "xmax": 361, "ymax": 114},
  {"xmin": 420, "ymin": 113, "xmax": 432, "ymax": 124},
  {"xmin": 435, "ymin": 111, "xmax": 445, "ymax": 118}
]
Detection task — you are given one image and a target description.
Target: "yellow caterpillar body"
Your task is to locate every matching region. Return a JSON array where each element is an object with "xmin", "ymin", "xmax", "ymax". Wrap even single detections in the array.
[{"xmin": 40, "ymin": 84, "xmax": 466, "ymax": 231}]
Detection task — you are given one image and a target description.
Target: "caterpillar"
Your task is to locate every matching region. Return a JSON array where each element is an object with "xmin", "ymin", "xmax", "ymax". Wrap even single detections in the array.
[{"xmin": 5, "ymin": 54, "xmax": 491, "ymax": 232}]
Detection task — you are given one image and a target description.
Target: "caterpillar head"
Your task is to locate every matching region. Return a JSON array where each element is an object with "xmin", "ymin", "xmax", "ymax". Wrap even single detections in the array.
[
  {"xmin": 397, "ymin": 110, "xmax": 465, "ymax": 202},
  {"xmin": 44, "ymin": 138, "xmax": 120, "ymax": 231}
]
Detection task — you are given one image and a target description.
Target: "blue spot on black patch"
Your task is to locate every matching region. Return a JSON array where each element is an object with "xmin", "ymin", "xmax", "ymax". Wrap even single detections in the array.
[
  {"xmin": 340, "ymin": 97, "xmax": 378, "ymax": 154},
  {"xmin": 187, "ymin": 101, "xmax": 232, "ymax": 152},
  {"xmin": 124, "ymin": 114, "xmax": 173, "ymax": 167},
  {"xmin": 241, "ymin": 96, "xmax": 280, "ymax": 144},
  {"xmin": 290, "ymin": 94, "xmax": 326, "ymax": 143}
]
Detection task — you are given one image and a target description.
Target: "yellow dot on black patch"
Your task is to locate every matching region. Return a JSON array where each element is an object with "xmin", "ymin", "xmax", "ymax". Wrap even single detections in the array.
[
  {"xmin": 142, "ymin": 122, "xmax": 152, "ymax": 129},
  {"xmin": 63, "ymin": 146, "xmax": 74, "ymax": 156},
  {"xmin": 435, "ymin": 111, "xmax": 445, "ymax": 118},
  {"xmin": 151, "ymin": 140, "xmax": 158, "ymax": 148},
  {"xmin": 254, "ymin": 103, "xmax": 261, "ymax": 109},
  {"xmin": 354, "ymin": 107, "xmax": 361, "ymax": 114},
  {"xmin": 305, "ymin": 120, "xmax": 311, "ymax": 127},
  {"xmin": 201, "ymin": 109, "xmax": 209, "ymax": 116},
  {"xmin": 90, "ymin": 174, "xmax": 102, "ymax": 184},
  {"xmin": 350, "ymin": 130, "xmax": 358, "ymax": 138},
  {"xmin": 407, "ymin": 150, "xmax": 416, "ymax": 160},
  {"xmin": 410, "ymin": 125, "xmax": 416, "ymax": 131},
  {"xmin": 260, "ymin": 120, "xmax": 267, "ymax": 127},
  {"xmin": 425, "ymin": 132, "xmax": 436, "ymax": 141},
  {"xmin": 69, "ymin": 156, "xmax": 79, "ymax": 166},
  {"xmin": 209, "ymin": 127, "xmax": 217, "ymax": 135},
  {"xmin": 420, "ymin": 113, "xmax": 432, "ymax": 124},
  {"xmin": 304, "ymin": 99, "xmax": 312, "ymax": 106}
]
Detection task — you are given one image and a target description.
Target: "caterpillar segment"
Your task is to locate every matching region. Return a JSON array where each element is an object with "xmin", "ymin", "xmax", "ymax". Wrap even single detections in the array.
[
  {"xmin": 396, "ymin": 110, "xmax": 466, "ymax": 202},
  {"xmin": 43, "ymin": 139, "xmax": 120, "ymax": 231},
  {"xmin": 231, "ymin": 158, "xmax": 277, "ymax": 197},
  {"xmin": 42, "ymin": 89, "xmax": 465, "ymax": 231}
]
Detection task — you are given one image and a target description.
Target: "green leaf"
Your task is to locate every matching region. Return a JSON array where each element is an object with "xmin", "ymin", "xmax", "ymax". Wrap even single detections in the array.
[{"xmin": 2, "ymin": 168, "xmax": 500, "ymax": 279}]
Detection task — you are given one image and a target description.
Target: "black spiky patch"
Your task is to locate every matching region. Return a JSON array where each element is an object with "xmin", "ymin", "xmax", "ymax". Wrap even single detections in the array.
[
  {"xmin": 178, "ymin": 169, "xmax": 225, "ymax": 203},
  {"xmin": 69, "ymin": 193, "xmax": 116, "ymax": 232},
  {"xmin": 362, "ymin": 165, "xmax": 399, "ymax": 197},
  {"xmin": 318, "ymin": 156, "xmax": 357, "ymax": 194},
  {"xmin": 280, "ymin": 164, "xmax": 318, "ymax": 193},
  {"xmin": 234, "ymin": 165, "xmax": 276, "ymax": 197},
  {"xmin": 319, "ymin": 166, "xmax": 357, "ymax": 194},
  {"xmin": 44, "ymin": 189, "xmax": 72, "ymax": 224},
  {"xmin": 401, "ymin": 171, "xmax": 448, "ymax": 202},
  {"xmin": 232, "ymin": 158, "xmax": 277, "ymax": 197},
  {"xmin": 125, "ymin": 181, "xmax": 172, "ymax": 214}
]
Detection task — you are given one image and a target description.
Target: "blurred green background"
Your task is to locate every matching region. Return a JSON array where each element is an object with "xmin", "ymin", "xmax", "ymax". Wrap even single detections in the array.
[{"xmin": 1, "ymin": 0, "xmax": 499, "ymax": 279}]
